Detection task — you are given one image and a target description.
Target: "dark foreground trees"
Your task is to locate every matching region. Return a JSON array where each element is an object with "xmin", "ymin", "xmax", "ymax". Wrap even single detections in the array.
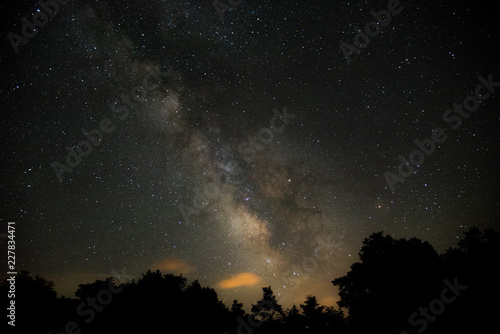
[
  {"xmin": 333, "ymin": 227, "xmax": 500, "ymax": 334},
  {"xmin": 1, "ymin": 227, "xmax": 498, "ymax": 333}
]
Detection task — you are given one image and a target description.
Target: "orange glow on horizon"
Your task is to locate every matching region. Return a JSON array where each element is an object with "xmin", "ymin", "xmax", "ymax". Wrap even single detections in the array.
[{"xmin": 152, "ymin": 257, "xmax": 193, "ymax": 274}]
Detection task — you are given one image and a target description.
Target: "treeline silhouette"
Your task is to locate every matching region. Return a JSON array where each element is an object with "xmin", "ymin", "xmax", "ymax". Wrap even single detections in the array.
[{"xmin": 1, "ymin": 227, "xmax": 498, "ymax": 333}]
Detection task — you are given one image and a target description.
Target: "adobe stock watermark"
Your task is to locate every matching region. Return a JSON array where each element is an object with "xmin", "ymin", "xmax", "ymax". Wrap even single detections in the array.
[
  {"xmin": 226, "ymin": 297, "xmax": 275, "ymax": 334},
  {"xmin": 7, "ymin": 0, "xmax": 73, "ymax": 54},
  {"xmin": 276, "ymin": 233, "xmax": 341, "ymax": 305},
  {"xmin": 177, "ymin": 161, "xmax": 248, "ymax": 226},
  {"xmin": 177, "ymin": 106, "xmax": 296, "ymax": 225},
  {"xmin": 213, "ymin": 0, "xmax": 243, "ymax": 22},
  {"xmin": 177, "ymin": 180, "xmax": 222, "ymax": 225},
  {"xmin": 51, "ymin": 65, "xmax": 170, "ymax": 183},
  {"xmin": 384, "ymin": 73, "xmax": 499, "ymax": 193},
  {"xmin": 226, "ymin": 233, "xmax": 340, "ymax": 334},
  {"xmin": 48, "ymin": 268, "xmax": 134, "ymax": 334},
  {"xmin": 238, "ymin": 107, "xmax": 296, "ymax": 162},
  {"xmin": 399, "ymin": 276, "xmax": 467, "ymax": 334},
  {"xmin": 339, "ymin": 0, "xmax": 403, "ymax": 64}
]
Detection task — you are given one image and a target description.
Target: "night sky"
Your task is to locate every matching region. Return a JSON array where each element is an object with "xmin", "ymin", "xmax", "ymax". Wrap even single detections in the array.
[{"xmin": 1, "ymin": 0, "xmax": 498, "ymax": 310}]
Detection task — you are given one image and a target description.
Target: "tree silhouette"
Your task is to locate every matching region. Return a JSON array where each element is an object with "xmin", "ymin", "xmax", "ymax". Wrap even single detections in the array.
[
  {"xmin": 300, "ymin": 295, "xmax": 323, "ymax": 332},
  {"xmin": 251, "ymin": 286, "xmax": 284, "ymax": 321},
  {"xmin": 332, "ymin": 228, "xmax": 500, "ymax": 334},
  {"xmin": 301, "ymin": 295, "xmax": 323, "ymax": 319},
  {"xmin": 321, "ymin": 305, "xmax": 346, "ymax": 333},
  {"xmin": 438, "ymin": 227, "xmax": 500, "ymax": 333},
  {"xmin": 230, "ymin": 299, "xmax": 245, "ymax": 318},
  {"xmin": 332, "ymin": 231, "xmax": 444, "ymax": 333},
  {"xmin": 75, "ymin": 277, "xmax": 117, "ymax": 300},
  {"xmin": 0, "ymin": 270, "xmax": 78, "ymax": 333},
  {"xmin": 284, "ymin": 304, "xmax": 306, "ymax": 334},
  {"xmin": 251, "ymin": 286, "xmax": 285, "ymax": 333},
  {"xmin": 2, "ymin": 227, "xmax": 497, "ymax": 334}
]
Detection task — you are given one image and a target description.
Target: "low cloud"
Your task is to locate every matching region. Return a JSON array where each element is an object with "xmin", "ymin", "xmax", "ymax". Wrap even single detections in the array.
[{"xmin": 216, "ymin": 272, "xmax": 261, "ymax": 289}]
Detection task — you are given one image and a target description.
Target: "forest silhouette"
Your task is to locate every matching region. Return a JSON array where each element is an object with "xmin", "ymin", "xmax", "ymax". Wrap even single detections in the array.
[{"xmin": 2, "ymin": 227, "xmax": 498, "ymax": 334}]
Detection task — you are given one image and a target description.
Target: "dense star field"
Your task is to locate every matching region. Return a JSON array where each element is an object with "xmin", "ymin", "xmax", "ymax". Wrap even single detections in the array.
[{"xmin": 0, "ymin": 0, "xmax": 498, "ymax": 323}]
